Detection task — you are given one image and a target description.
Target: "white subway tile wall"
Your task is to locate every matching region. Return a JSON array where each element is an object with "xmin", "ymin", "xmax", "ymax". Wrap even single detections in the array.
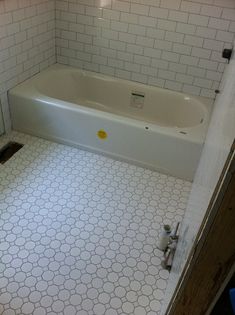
[
  {"xmin": 0, "ymin": 0, "xmax": 56, "ymax": 131},
  {"xmin": 0, "ymin": 0, "xmax": 235, "ymax": 131},
  {"xmin": 56, "ymin": 0, "xmax": 235, "ymax": 98}
]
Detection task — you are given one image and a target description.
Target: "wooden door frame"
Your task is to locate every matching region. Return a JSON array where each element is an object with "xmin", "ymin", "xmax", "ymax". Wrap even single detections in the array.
[{"xmin": 166, "ymin": 143, "xmax": 235, "ymax": 315}]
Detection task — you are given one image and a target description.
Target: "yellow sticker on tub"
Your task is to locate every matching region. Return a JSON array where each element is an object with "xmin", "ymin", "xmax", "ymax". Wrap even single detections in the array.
[{"xmin": 97, "ymin": 129, "xmax": 108, "ymax": 140}]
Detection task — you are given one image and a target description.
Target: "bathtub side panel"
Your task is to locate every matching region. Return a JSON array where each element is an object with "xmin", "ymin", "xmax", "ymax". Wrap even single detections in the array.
[{"xmin": 9, "ymin": 95, "xmax": 202, "ymax": 181}]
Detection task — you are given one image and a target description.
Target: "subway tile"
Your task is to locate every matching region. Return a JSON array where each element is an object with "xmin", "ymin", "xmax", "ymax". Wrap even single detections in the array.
[
  {"xmin": 93, "ymin": 36, "xmax": 109, "ymax": 47},
  {"xmin": 117, "ymin": 51, "xmax": 133, "ymax": 62},
  {"xmin": 138, "ymin": 16, "xmax": 156, "ymax": 27},
  {"xmin": 162, "ymin": 51, "xmax": 180, "ymax": 62},
  {"xmin": 101, "ymin": 47, "xmax": 117, "ymax": 58},
  {"xmin": 120, "ymin": 12, "xmax": 138, "ymax": 24},
  {"xmin": 100, "ymin": 64, "xmax": 115, "ymax": 76},
  {"xmin": 158, "ymin": 19, "xmax": 177, "ymax": 31},
  {"xmin": 124, "ymin": 61, "xmax": 141, "ymax": 73},
  {"xmin": 165, "ymin": 31, "xmax": 184, "ymax": 43},
  {"xmin": 128, "ymin": 24, "xmax": 146, "ymax": 36},
  {"xmin": 111, "ymin": 20, "xmax": 128, "ymax": 32},
  {"xmin": 203, "ymin": 38, "xmax": 224, "ymax": 51},
  {"xmin": 160, "ymin": 0, "xmax": 181, "ymax": 10},
  {"xmin": 119, "ymin": 32, "xmax": 136, "ymax": 43},
  {"xmin": 108, "ymin": 57, "xmax": 123, "ymax": 68},
  {"xmin": 110, "ymin": 39, "xmax": 126, "ymax": 51},
  {"xmin": 136, "ymin": 35, "xmax": 154, "ymax": 47},
  {"xmin": 103, "ymin": 9, "xmax": 120, "ymax": 20},
  {"xmin": 148, "ymin": 76, "xmax": 165, "ymax": 88},
  {"xmin": 169, "ymin": 62, "xmax": 187, "ymax": 74},
  {"xmin": 216, "ymin": 30, "xmax": 234, "ymax": 42},
  {"xmin": 92, "ymin": 54, "xmax": 107, "ymax": 65},
  {"xmin": 180, "ymin": 55, "xmax": 199, "ymax": 66},
  {"xmin": 76, "ymin": 32, "xmax": 92, "ymax": 43},
  {"xmin": 173, "ymin": 43, "xmax": 192, "ymax": 55},
  {"xmin": 188, "ymin": 14, "xmax": 209, "ymax": 26},
  {"xmin": 131, "ymin": 72, "xmax": 148, "ymax": 84},
  {"xmin": 176, "ymin": 73, "xmax": 194, "ymax": 84},
  {"xmin": 126, "ymin": 43, "xmax": 143, "ymax": 54},
  {"xmin": 180, "ymin": 1, "xmax": 201, "ymax": 14},
  {"xmin": 69, "ymin": 4, "xmax": 85, "ymax": 14},
  {"xmin": 141, "ymin": 65, "xmax": 158, "ymax": 76},
  {"xmin": 76, "ymin": 14, "xmax": 93, "ymax": 25},
  {"xmin": 146, "ymin": 28, "xmax": 165, "ymax": 39},
  {"xmin": 200, "ymin": 88, "xmax": 215, "ymax": 98},
  {"xmin": 210, "ymin": 51, "xmax": 225, "ymax": 63},
  {"xmin": 184, "ymin": 35, "xmax": 203, "ymax": 47},
  {"xmin": 195, "ymin": 26, "xmax": 216, "ymax": 39},
  {"xmin": 94, "ymin": 17, "xmax": 110, "ymax": 29},
  {"xmin": 149, "ymin": 7, "xmax": 169, "ymax": 19},
  {"xmin": 130, "ymin": 3, "xmax": 149, "ymax": 16},
  {"xmin": 115, "ymin": 68, "xmax": 131, "ymax": 80},
  {"xmin": 158, "ymin": 69, "xmax": 176, "ymax": 80},
  {"xmin": 168, "ymin": 10, "xmax": 189, "ymax": 23},
  {"xmin": 134, "ymin": 54, "xmax": 151, "ymax": 66},
  {"xmin": 198, "ymin": 58, "xmax": 218, "ymax": 70},
  {"xmin": 85, "ymin": 44, "xmax": 100, "ymax": 55},
  {"xmin": 182, "ymin": 84, "xmax": 201, "ymax": 95},
  {"xmin": 76, "ymin": 51, "xmax": 91, "ymax": 62},
  {"xmin": 208, "ymin": 17, "xmax": 230, "ymax": 30},
  {"xmin": 84, "ymin": 61, "xmax": 99, "ymax": 72},
  {"xmin": 144, "ymin": 47, "xmax": 161, "ymax": 58},
  {"xmin": 165, "ymin": 80, "xmax": 183, "ymax": 91},
  {"xmin": 201, "ymin": 5, "xmax": 222, "ymax": 18},
  {"xmin": 206, "ymin": 70, "xmax": 222, "ymax": 81},
  {"xmin": 102, "ymin": 28, "xmax": 118, "ymax": 40},
  {"xmin": 151, "ymin": 58, "xmax": 169, "ymax": 69},
  {"xmin": 214, "ymin": 0, "xmax": 235, "ymax": 8},
  {"xmin": 112, "ymin": 1, "xmax": 130, "ymax": 13},
  {"xmin": 176, "ymin": 22, "xmax": 196, "ymax": 34},
  {"xmin": 86, "ymin": 6, "xmax": 102, "ymax": 17},
  {"xmin": 194, "ymin": 77, "xmax": 212, "ymax": 88},
  {"xmin": 191, "ymin": 47, "xmax": 211, "ymax": 59},
  {"xmin": 187, "ymin": 65, "xmax": 206, "ymax": 78},
  {"xmin": 155, "ymin": 39, "xmax": 172, "ymax": 51},
  {"xmin": 219, "ymin": 60, "xmax": 227, "ymax": 73},
  {"xmin": 222, "ymin": 9, "xmax": 235, "ymax": 21}
]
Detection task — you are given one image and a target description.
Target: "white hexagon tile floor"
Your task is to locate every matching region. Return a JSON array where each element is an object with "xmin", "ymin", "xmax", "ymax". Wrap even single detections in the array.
[{"xmin": 0, "ymin": 132, "xmax": 191, "ymax": 315}]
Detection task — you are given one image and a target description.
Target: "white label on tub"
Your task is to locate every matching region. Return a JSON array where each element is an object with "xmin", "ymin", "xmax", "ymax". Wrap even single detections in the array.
[{"xmin": 130, "ymin": 91, "xmax": 145, "ymax": 109}]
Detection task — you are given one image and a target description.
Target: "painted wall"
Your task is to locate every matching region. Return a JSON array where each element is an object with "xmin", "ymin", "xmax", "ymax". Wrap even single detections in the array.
[
  {"xmin": 0, "ymin": 0, "xmax": 56, "ymax": 132},
  {"xmin": 162, "ymin": 44, "xmax": 235, "ymax": 314},
  {"xmin": 56, "ymin": 0, "xmax": 235, "ymax": 98}
]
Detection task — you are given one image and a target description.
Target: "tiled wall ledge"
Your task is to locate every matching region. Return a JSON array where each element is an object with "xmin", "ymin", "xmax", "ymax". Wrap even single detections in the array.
[
  {"xmin": 56, "ymin": 0, "xmax": 235, "ymax": 98},
  {"xmin": 0, "ymin": 0, "xmax": 56, "ymax": 131}
]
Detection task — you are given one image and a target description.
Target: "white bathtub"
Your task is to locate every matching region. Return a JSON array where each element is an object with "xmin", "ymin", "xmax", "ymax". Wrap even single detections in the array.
[{"xmin": 9, "ymin": 64, "xmax": 213, "ymax": 181}]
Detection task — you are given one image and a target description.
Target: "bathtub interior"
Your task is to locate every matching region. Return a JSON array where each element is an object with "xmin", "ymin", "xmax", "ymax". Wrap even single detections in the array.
[
  {"xmin": 9, "ymin": 64, "xmax": 214, "ymax": 181},
  {"xmin": 35, "ymin": 67, "xmax": 207, "ymax": 128}
]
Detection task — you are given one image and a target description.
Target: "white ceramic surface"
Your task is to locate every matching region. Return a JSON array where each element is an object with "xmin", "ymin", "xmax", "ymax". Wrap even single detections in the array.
[
  {"xmin": 9, "ymin": 64, "xmax": 213, "ymax": 181},
  {"xmin": 0, "ymin": 131, "xmax": 191, "ymax": 315}
]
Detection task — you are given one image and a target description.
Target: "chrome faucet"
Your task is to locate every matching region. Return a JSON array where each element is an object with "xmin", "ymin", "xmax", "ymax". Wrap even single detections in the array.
[{"xmin": 161, "ymin": 222, "xmax": 180, "ymax": 271}]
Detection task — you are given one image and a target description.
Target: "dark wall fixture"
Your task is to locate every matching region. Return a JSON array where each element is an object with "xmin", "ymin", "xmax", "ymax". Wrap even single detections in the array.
[{"xmin": 222, "ymin": 48, "xmax": 233, "ymax": 63}]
